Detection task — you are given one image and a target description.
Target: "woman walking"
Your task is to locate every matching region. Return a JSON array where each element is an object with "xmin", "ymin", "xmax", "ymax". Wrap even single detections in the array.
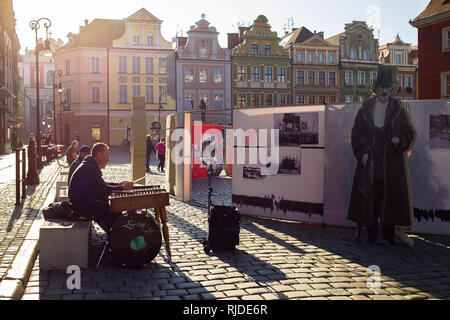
[{"xmin": 155, "ymin": 138, "xmax": 166, "ymax": 173}]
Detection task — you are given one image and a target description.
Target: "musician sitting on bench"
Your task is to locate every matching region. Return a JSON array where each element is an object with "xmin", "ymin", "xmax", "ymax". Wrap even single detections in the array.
[{"xmin": 69, "ymin": 142, "xmax": 133, "ymax": 237}]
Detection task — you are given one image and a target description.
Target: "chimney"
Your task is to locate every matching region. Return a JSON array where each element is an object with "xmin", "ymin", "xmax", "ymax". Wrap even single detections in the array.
[
  {"xmin": 85, "ymin": 19, "xmax": 89, "ymax": 27},
  {"xmin": 317, "ymin": 31, "xmax": 324, "ymax": 39},
  {"xmin": 177, "ymin": 37, "xmax": 187, "ymax": 48},
  {"xmin": 238, "ymin": 27, "xmax": 250, "ymax": 41},
  {"xmin": 228, "ymin": 33, "xmax": 239, "ymax": 50}
]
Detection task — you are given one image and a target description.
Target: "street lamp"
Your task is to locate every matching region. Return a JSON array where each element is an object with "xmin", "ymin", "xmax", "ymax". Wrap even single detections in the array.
[
  {"xmin": 158, "ymin": 95, "xmax": 163, "ymax": 140},
  {"xmin": 52, "ymin": 69, "xmax": 63, "ymax": 144},
  {"xmin": 29, "ymin": 17, "xmax": 52, "ymax": 169}
]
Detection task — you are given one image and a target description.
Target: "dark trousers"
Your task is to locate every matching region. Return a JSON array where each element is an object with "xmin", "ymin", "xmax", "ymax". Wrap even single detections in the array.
[
  {"xmin": 146, "ymin": 152, "xmax": 152, "ymax": 171},
  {"xmin": 158, "ymin": 154, "xmax": 165, "ymax": 172},
  {"xmin": 367, "ymin": 180, "xmax": 395, "ymax": 243},
  {"xmin": 73, "ymin": 200, "xmax": 122, "ymax": 235}
]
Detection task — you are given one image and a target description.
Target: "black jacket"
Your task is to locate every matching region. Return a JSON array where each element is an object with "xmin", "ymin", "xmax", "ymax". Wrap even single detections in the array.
[
  {"xmin": 68, "ymin": 155, "xmax": 83, "ymax": 185},
  {"xmin": 69, "ymin": 156, "xmax": 123, "ymax": 203},
  {"xmin": 347, "ymin": 96, "xmax": 416, "ymax": 227}
]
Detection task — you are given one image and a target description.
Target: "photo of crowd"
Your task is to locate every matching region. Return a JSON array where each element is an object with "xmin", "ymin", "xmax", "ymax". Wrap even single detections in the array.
[
  {"xmin": 275, "ymin": 112, "xmax": 319, "ymax": 146},
  {"xmin": 243, "ymin": 167, "xmax": 265, "ymax": 180}
]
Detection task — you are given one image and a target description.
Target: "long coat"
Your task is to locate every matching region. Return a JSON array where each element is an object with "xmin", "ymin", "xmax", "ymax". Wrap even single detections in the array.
[{"xmin": 347, "ymin": 96, "xmax": 416, "ymax": 227}]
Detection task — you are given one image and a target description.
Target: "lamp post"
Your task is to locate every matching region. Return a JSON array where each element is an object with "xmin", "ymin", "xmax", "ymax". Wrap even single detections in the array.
[
  {"xmin": 52, "ymin": 70, "xmax": 62, "ymax": 144},
  {"xmin": 158, "ymin": 95, "xmax": 163, "ymax": 140},
  {"xmin": 30, "ymin": 17, "xmax": 52, "ymax": 170}
]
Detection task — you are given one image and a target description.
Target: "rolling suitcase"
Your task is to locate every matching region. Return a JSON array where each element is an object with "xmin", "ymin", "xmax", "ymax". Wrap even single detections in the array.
[{"xmin": 203, "ymin": 171, "xmax": 240, "ymax": 253}]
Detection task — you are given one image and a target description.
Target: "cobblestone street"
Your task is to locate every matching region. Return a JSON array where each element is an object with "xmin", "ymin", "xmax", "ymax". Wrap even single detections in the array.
[{"xmin": 10, "ymin": 148, "xmax": 450, "ymax": 300}]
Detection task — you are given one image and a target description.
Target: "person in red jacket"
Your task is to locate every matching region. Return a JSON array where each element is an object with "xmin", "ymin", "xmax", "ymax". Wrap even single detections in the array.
[{"xmin": 155, "ymin": 138, "xmax": 165, "ymax": 173}]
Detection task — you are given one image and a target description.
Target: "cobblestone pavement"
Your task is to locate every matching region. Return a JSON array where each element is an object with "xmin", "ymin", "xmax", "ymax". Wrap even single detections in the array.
[
  {"xmin": 0, "ymin": 157, "xmax": 62, "ymax": 285},
  {"xmin": 22, "ymin": 148, "xmax": 450, "ymax": 300}
]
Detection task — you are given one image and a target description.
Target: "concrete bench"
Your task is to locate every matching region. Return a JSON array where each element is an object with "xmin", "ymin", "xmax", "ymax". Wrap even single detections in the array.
[
  {"xmin": 56, "ymin": 174, "xmax": 68, "ymax": 195},
  {"xmin": 39, "ymin": 220, "xmax": 92, "ymax": 270},
  {"xmin": 60, "ymin": 167, "xmax": 69, "ymax": 176}
]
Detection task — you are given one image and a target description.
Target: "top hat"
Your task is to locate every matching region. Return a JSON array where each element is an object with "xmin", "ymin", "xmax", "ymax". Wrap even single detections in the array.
[{"xmin": 375, "ymin": 65, "xmax": 396, "ymax": 86}]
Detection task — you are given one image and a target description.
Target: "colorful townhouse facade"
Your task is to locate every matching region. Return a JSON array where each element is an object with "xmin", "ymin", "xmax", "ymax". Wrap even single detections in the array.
[
  {"xmin": 109, "ymin": 8, "xmax": 176, "ymax": 145},
  {"xmin": 175, "ymin": 15, "xmax": 231, "ymax": 124},
  {"xmin": 379, "ymin": 35, "xmax": 418, "ymax": 101},
  {"xmin": 410, "ymin": 0, "xmax": 450, "ymax": 100},
  {"xmin": 228, "ymin": 15, "xmax": 291, "ymax": 108},
  {"xmin": 0, "ymin": 0, "xmax": 20, "ymax": 154},
  {"xmin": 281, "ymin": 27, "xmax": 340, "ymax": 105},
  {"xmin": 327, "ymin": 21, "xmax": 379, "ymax": 103}
]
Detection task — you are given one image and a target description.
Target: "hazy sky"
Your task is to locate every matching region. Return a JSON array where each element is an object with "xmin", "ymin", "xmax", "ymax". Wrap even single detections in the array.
[{"xmin": 13, "ymin": 0, "xmax": 428, "ymax": 53}]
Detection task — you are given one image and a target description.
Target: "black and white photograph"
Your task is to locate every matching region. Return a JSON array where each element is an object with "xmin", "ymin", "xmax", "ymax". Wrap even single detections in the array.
[
  {"xmin": 277, "ymin": 148, "xmax": 302, "ymax": 175},
  {"xmin": 275, "ymin": 112, "xmax": 319, "ymax": 146},
  {"xmin": 430, "ymin": 114, "xmax": 450, "ymax": 149},
  {"xmin": 243, "ymin": 167, "xmax": 265, "ymax": 180}
]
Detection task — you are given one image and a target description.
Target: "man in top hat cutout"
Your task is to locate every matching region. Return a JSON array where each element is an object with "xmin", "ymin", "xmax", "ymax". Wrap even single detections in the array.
[{"xmin": 347, "ymin": 65, "xmax": 416, "ymax": 246}]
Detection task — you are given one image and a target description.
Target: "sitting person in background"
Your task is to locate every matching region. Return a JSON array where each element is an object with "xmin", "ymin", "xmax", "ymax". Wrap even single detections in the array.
[
  {"xmin": 69, "ymin": 142, "xmax": 133, "ymax": 235},
  {"xmin": 68, "ymin": 145, "xmax": 91, "ymax": 185},
  {"xmin": 66, "ymin": 140, "xmax": 79, "ymax": 166}
]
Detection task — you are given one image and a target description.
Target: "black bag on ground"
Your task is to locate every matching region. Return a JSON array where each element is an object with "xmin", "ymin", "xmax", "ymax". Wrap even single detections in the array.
[
  {"xmin": 206, "ymin": 205, "xmax": 240, "ymax": 252},
  {"xmin": 42, "ymin": 201, "xmax": 72, "ymax": 220}
]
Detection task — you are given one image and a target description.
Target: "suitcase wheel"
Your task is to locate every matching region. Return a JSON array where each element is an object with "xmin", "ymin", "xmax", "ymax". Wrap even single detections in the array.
[{"xmin": 203, "ymin": 244, "xmax": 211, "ymax": 254}]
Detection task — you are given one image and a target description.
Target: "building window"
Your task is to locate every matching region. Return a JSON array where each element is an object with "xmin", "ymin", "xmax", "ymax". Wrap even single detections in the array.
[
  {"xmin": 147, "ymin": 33, "xmax": 153, "ymax": 46},
  {"xmin": 46, "ymin": 70, "xmax": 53, "ymax": 85},
  {"xmin": 91, "ymin": 87, "xmax": 100, "ymax": 103},
  {"xmin": 297, "ymin": 71, "xmax": 304, "ymax": 85},
  {"xmin": 132, "ymin": 57, "xmax": 140, "ymax": 74},
  {"xmin": 251, "ymin": 66, "xmax": 259, "ymax": 82},
  {"xmin": 308, "ymin": 53, "xmax": 314, "ymax": 63},
  {"xmin": 251, "ymin": 44, "xmax": 258, "ymax": 55},
  {"xmin": 395, "ymin": 53, "xmax": 402, "ymax": 64},
  {"xmin": 359, "ymin": 96, "xmax": 365, "ymax": 102},
  {"xmin": 65, "ymin": 88, "xmax": 72, "ymax": 106},
  {"xmin": 397, "ymin": 75, "xmax": 403, "ymax": 89},
  {"xmin": 297, "ymin": 52, "xmax": 303, "ymax": 62},
  {"xmin": 145, "ymin": 86, "xmax": 154, "ymax": 104},
  {"xmin": 329, "ymin": 72, "xmax": 336, "ymax": 86},
  {"xmin": 329, "ymin": 96, "xmax": 336, "ymax": 103},
  {"xmin": 445, "ymin": 75, "xmax": 450, "ymax": 96},
  {"xmin": 264, "ymin": 67, "xmax": 273, "ymax": 82},
  {"xmin": 358, "ymin": 71, "xmax": 365, "ymax": 86},
  {"xmin": 134, "ymin": 33, "xmax": 140, "ymax": 45},
  {"xmin": 159, "ymin": 86, "xmax": 167, "ymax": 103},
  {"xmin": 328, "ymin": 53, "xmax": 335, "ymax": 64},
  {"xmin": 158, "ymin": 58, "xmax": 167, "ymax": 74},
  {"xmin": 145, "ymin": 77, "xmax": 154, "ymax": 84},
  {"xmin": 119, "ymin": 85, "xmax": 127, "ymax": 104},
  {"xmin": 264, "ymin": 44, "xmax": 271, "ymax": 56},
  {"xmin": 277, "ymin": 94, "xmax": 286, "ymax": 105},
  {"xmin": 214, "ymin": 94, "xmax": 224, "ymax": 109},
  {"xmin": 308, "ymin": 96, "xmax": 316, "ymax": 104},
  {"xmin": 307, "ymin": 71, "xmax": 315, "ymax": 85},
  {"xmin": 296, "ymin": 95, "xmax": 304, "ymax": 104},
  {"xmin": 318, "ymin": 53, "xmax": 325, "ymax": 63},
  {"xmin": 145, "ymin": 58, "xmax": 153, "ymax": 74},
  {"xmin": 264, "ymin": 94, "xmax": 272, "ymax": 106},
  {"xmin": 318, "ymin": 72, "xmax": 325, "ymax": 86},
  {"xmin": 185, "ymin": 69, "xmax": 194, "ymax": 83},
  {"xmin": 251, "ymin": 94, "xmax": 260, "ymax": 107},
  {"xmin": 132, "ymin": 85, "xmax": 141, "ymax": 97},
  {"xmin": 350, "ymin": 49, "xmax": 357, "ymax": 60},
  {"xmin": 132, "ymin": 77, "xmax": 140, "ymax": 83},
  {"xmin": 237, "ymin": 66, "xmax": 246, "ymax": 81},
  {"xmin": 405, "ymin": 75, "xmax": 413, "ymax": 89},
  {"xmin": 199, "ymin": 48, "xmax": 208, "ymax": 59},
  {"xmin": 91, "ymin": 57, "xmax": 100, "ymax": 73},
  {"xmin": 318, "ymin": 96, "xmax": 325, "ymax": 104},
  {"xmin": 185, "ymin": 93, "xmax": 194, "ymax": 110},
  {"xmin": 214, "ymin": 69, "xmax": 223, "ymax": 83},
  {"xmin": 91, "ymin": 126, "xmax": 101, "ymax": 142},
  {"xmin": 278, "ymin": 67, "xmax": 286, "ymax": 82},
  {"xmin": 363, "ymin": 50, "xmax": 369, "ymax": 61},
  {"xmin": 370, "ymin": 72, "xmax": 377, "ymax": 86},
  {"xmin": 238, "ymin": 94, "xmax": 246, "ymax": 107},
  {"xmin": 65, "ymin": 60, "xmax": 70, "ymax": 75},
  {"xmin": 199, "ymin": 69, "xmax": 208, "ymax": 83},
  {"xmin": 119, "ymin": 57, "xmax": 127, "ymax": 73},
  {"xmin": 443, "ymin": 28, "xmax": 450, "ymax": 51},
  {"xmin": 345, "ymin": 95, "xmax": 353, "ymax": 103}
]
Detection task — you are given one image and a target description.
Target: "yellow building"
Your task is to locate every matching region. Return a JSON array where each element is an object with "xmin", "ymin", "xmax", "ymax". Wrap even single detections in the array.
[{"xmin": 109, "ymin": 8, "xmax": 176, "ymax": 145}]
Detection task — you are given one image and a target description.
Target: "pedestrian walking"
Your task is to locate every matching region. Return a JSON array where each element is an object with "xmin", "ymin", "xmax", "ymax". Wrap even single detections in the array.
[
  {"xmin": 66, "ymin": 140, "xmax": 79, "ymax": 166},
  {"xmin": 146, "ymin": 135, "xmax": 156, "ymax": 173},
  {"xmin": 155, "ymin": 138, "xmax": 165, "ymax": 173}
]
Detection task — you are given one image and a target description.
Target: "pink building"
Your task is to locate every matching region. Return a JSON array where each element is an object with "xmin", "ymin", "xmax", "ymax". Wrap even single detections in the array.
[
  {"xmin": 175, "ymin": 16, "xmax": 231, "ymax": 124},
  {"xmin": 54, "ymin": 19, "xmax": 124, "ymax": 146}
]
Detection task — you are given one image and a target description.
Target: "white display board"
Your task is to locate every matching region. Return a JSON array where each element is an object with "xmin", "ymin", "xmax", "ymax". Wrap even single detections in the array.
[{"xmin": 232, "ymin": 105, "xmax": 325, "ymax": 224}]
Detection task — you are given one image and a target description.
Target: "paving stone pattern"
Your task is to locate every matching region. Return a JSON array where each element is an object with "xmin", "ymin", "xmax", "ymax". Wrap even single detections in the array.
[{"xmin": 22, "ymin": 148, "xmax": 450, "ymax": 300}]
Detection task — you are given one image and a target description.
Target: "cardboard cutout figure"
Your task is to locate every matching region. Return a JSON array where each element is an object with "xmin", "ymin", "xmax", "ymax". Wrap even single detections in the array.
[{"xmin": 347, "ymin": 65, "xmax": 416, "ymax": 246}]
